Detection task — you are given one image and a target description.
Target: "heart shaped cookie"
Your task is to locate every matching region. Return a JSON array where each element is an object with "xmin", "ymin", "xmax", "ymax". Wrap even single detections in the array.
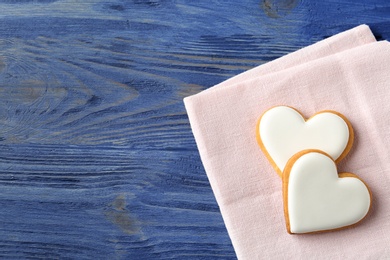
[
  {"xmin": 283, "ymin": 150, "xmax": 371, "ymax": 234},
  {"xmin": 256, "ymin": 106, "xmax": 353, "ymax": 177}
]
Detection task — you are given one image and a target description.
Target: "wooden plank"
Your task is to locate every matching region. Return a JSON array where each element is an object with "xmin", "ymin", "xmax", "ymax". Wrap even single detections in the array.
[
  {"xmin": 0, "ymin": 145, "xmax": 232, "ymax": 258},
  {"xmin": 0, "ymin": 0, "xmax": 389, "ymax": 258}
]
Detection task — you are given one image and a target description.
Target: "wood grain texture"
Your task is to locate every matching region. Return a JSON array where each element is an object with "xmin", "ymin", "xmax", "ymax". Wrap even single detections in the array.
[{"xmin": 0, "ymin": 0, "xmax": 389, "ymax": 259}]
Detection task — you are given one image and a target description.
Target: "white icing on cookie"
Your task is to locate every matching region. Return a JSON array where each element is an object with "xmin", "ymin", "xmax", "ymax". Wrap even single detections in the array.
[
  {"xmin": 286, "ymin": 151, "xmax": 371, "ymax": 234},
  {"xmin": 258, "ymin": 106, "xmax": 351, "ymax": 174}
]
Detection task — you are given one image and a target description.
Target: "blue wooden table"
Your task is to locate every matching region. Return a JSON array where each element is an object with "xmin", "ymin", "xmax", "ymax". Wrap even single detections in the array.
[{"xmin": 0, "ymin": 0, "xmax": 389, "ymax": 259}]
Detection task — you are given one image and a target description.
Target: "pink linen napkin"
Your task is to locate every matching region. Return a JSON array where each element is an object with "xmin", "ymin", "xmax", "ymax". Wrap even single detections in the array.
[{"xmin": 184, "ymin": 25, "xmax": 390, "ymax": 259}]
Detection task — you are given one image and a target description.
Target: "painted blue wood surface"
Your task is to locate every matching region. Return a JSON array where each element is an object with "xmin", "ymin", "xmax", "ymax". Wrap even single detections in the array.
[{"xmin": 0, "ymin": 0, "xmax": 389, "ymax": 259}]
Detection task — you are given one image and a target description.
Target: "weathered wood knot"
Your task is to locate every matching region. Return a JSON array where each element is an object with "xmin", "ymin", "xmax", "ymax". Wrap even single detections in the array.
[
  {"xmin": 104, "ymin": 194, "xmax": 141, "ymax": 235},
  {"xmin": 260, "ymin": 0, "xmax": 299, "ymax": 18}
]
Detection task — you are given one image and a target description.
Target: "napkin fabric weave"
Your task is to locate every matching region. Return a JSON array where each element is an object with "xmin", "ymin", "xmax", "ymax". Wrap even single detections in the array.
[{"xmin": 184, "ymin": 25, "xmax": 390, "ymax": 259}]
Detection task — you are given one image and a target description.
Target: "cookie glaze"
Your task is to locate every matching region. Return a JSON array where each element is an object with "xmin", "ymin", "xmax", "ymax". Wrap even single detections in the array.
[
  {"xmin": 284, "ymin": 151, "xmax": 371, "ymax": 234},
  {"xmin": 257, "ymin": 106, "xmax": 352, "ymax": 176}
]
